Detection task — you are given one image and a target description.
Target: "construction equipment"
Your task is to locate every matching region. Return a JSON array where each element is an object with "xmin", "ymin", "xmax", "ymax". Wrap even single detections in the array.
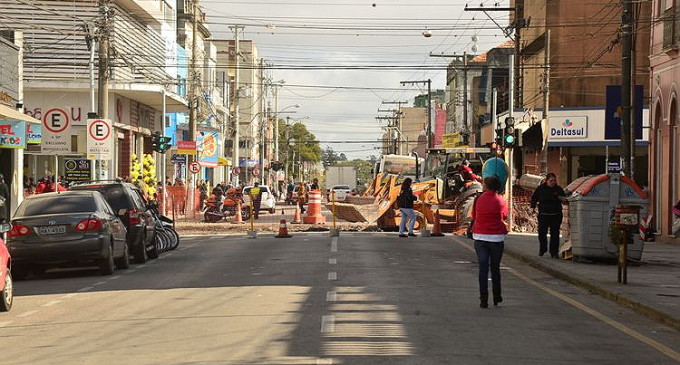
[{"xmin": 328, "ymin": 148, "xmax": 507, "ymax": 232}]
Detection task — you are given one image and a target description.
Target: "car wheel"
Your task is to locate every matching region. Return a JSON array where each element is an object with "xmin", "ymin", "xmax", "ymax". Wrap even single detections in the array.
[
  {"xmin": 99, "ymin": 242, "xmax": 115, "ymax": 275},
  {"xmin": 0, "ymin": 270, "xmax": 13, "ymax": 312},
  {"xmin": 147, "ymin": 233, "xmax": 160, "ymax": 259},
  {"xmin": 133, "ymin": 234, "xmax": 148, "ymax": 264},
  {"xmin": 114, "ymin": 242, "xmax": 130, "ymax": 270},
  {"xmin": 11, "ymin": 266, "xmax": 29, "ymax": 281}
]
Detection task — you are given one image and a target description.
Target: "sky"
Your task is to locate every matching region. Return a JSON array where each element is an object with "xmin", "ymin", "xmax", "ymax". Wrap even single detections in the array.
[{"xmin": 201, "ymin": 0, "xmax": 510, "ymax": 160}]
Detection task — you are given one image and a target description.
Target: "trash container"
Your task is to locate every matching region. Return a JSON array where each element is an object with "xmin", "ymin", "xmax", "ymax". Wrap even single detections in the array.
[{"xmin": 566, "ymin": 173, "xmax": 648, "ymax": 261}]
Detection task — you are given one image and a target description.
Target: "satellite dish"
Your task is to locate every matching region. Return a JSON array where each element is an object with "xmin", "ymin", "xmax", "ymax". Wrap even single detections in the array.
[
  {"xmin": 422, "ymin": 29, "xmax": 433, "ymax": 38},
  {"xmin": 472, "ymin": 44, "xmax": 478, "ymax": 52}
]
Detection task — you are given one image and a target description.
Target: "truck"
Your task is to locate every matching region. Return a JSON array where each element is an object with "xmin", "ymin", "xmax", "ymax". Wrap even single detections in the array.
[{"xmin": 325, "ymin": 166, "xmax": 357, "ymax": 190}]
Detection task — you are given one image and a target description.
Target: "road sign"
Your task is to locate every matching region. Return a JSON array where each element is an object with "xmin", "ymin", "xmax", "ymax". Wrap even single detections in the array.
[
  {"xmin": 87, "ymin": 119, "xmax": 113, "ymax": 160},
  {"xmin": 252, "ymin": 166, "xmax": 260, "ymax": 177},
  {"xmin": 41, "ymin": 108, "xmax": 71, "ymax": 154},
  {"xmin": 232, "ymin": 167, "xmax": 241, "ymax": 176},
  {"xmin": 171, "ymin": 153, "xmax": 187, "ymax": 164},
  {"xmin": 188, "ymin": 161, "xmax": 200, "ymax": 174},
  {"xmin": 64, "ymin": 159, "xmax": 92, "ymax": 182}
]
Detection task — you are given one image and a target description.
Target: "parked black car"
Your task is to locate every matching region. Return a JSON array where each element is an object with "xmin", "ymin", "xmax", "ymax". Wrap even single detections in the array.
[
  {"xmin": 7, "ymin": 191, "xmax": 129, "ymax": 278},
  {"xmin": 71, "ymin": 181, "xmax": 158, "ymax": 263}
]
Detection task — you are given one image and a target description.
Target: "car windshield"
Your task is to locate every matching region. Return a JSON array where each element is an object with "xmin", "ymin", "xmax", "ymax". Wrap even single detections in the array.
[
  {"xmin": 72, "ymin": 185, "xmax": 131, "ymax": 212},
  {"xmin": 16, "ymin": 195, "xmax": 97, "ymax": 216}
]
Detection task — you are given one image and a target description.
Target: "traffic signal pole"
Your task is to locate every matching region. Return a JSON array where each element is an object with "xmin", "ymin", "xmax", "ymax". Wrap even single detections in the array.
[
  {"xmin": 161, "ymin": 87, "xmax": 166, "ymax": 215},
  {"xmin": 508, "ymin": 55, "xmax": 515, "ymax": 232}
]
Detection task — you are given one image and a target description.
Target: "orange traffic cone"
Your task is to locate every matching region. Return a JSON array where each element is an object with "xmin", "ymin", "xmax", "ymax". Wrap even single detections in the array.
[
  {"xmin": 292, "ymin": 205, "xmax": 302, "ymax": 224},
  {"xmin": 431, "ymin": 209, "xmax": 445, "ymax": 237},
  {"xmin": 232, "ymin": 201, "xmax": 245, "ymax": 224},
  {"xmin": 276, "ymin": 219, "xmax": 293, "ymax": 238}
]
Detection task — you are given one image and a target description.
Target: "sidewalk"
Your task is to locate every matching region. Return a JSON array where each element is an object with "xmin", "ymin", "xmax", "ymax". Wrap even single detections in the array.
[{"xmin": 503, "ymin": 233, "xmax": 680, "ymax": 331}]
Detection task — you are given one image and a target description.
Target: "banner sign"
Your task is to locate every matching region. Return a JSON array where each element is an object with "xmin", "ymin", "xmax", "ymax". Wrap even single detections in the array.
[
  {"xmin": 26, "ymin": 123, "xmax": 41, "ymax": 144},
  {"xmin": 171, "ymin": 153, "xmax": 186, "ymax": 164},
  {"xmin": 0, "ymin": 120, "xmax": 26, "ymax": 148},
  {"xmin": 605, "ymin": 85, "xmax": 643, "ymax": 140},
  {"xmin": 549, "ymin": 117, "xmax": 588, "ymax": 139},
  {"xmin": 197, "ymin": 131, "xmax": 218, "ymax": 167},
  {"xmin": 87, "ymin": 119, "xmax": 114, "ymax": 160}
]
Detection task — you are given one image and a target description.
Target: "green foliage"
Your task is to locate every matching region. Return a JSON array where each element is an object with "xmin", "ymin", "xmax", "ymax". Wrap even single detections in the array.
[
  {"xmin": 335, "ymin": 159, "xmax": 374, "ymax": 191},
  {"xmin": 277, "ymin": 119, "xmax": 322, "ymax": 176}
]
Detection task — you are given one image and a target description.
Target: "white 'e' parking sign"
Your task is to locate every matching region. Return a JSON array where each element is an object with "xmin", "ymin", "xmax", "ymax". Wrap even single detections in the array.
[{"xmin": 87, "ymin": 119, "xmax": 114, "ymax": 160}]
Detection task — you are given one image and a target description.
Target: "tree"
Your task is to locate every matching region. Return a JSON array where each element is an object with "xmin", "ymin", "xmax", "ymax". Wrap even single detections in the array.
[
  {"xmin": 278, "ymin": 119, "xmax": 322, "ymax": 179},
  {"xmin": 322, "ymin": 146, "xmax": 348, "ymax": 167}
]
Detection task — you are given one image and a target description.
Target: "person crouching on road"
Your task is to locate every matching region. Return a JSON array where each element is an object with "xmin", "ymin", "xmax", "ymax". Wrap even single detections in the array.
[
  {"xmin": 397, "ymin": 177, "xmax": 417, "ymax": 238},
  {"xmin": 472, "ymin": 176, "xmax": 508, "ymax": 308},
  {"xmin": 530, "ymin": 172, "xmax": 566, "ymax": 259}
]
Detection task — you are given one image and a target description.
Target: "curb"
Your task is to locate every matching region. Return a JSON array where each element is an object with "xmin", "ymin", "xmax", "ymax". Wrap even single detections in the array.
[{"xmin": 504, "ymin": 247, "xmax": 680, "ymax": 331}]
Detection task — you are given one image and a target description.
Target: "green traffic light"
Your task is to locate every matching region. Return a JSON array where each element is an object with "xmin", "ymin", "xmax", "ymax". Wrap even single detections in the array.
[{"xmin": 504, "ymin": 134, "xmax": 515, "ymax": 146}]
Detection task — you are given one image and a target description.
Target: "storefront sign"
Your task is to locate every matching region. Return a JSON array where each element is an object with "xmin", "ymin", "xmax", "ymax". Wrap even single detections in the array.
[
  {"xmin": 87, "ymin": 118, "xmax": 114, "ymax": 160},
  {"xmin": 177, "ymin": 140, "xmax": 196, "ymax": 155},
  {"xmin": 41, "ymin": 108, "xmax": 72, "ymax": 153},
  {"xmin": 549, "ymin": 117, "xmax": 588, "ymax": 139},
  {"xmin": 197, "ymin": 131, "xmax": 218, "ymax": 168},
  {"xmin": 0, "ymin": 120, "xmax": 26, "ymax": 148},
  {"xmin": 64, "ymin": 159, "xmax": 92, "ymax": 182},
  {"xmin": 171, "ymin": 153, "xmax": 186, "ymax": 164},
  {"xmin": 26, "ymin": 123, "xmax": 41, "ymax": 144}
]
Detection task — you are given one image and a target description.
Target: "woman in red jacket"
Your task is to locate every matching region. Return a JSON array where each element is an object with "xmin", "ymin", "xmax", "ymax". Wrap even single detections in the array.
[{"xmin": 471, "ymin": 176, "xmax": 508, "ymax": 308}]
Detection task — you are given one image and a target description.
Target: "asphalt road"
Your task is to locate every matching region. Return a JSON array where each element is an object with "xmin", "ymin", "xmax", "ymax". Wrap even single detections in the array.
[{"xmin": 2, "ymin": 233, "xmax": 679, "ymax": 365}]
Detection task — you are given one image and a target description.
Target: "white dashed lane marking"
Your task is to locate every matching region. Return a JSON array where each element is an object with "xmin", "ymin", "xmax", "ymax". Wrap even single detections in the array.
[
  {"xmin": 329, "ymin": 258, "xmax": 337, "ymax": 265},
  {"xmin": 321, "ymin": 315, "xmax": 336, "ymax": 333},
  {"xmin": 42, "ymin": 300, "xmax": 61, "ymax": 307},
  {"xmin": 77, "ymin": 286, "xmax": 94, "ymax": 292},
  {"xmin": 326, "ymin": 291, "xmax": 337, "ymax": 302},
  {"xmin": 328, "ymin": 272, "xmax": 337, "ymax": 281}
]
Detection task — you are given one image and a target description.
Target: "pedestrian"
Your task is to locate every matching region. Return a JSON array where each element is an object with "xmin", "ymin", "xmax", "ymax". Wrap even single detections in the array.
[
  {"xmin": 250, "ymin": 182, "xmax": 262, "ymax": 219},
  {"xmin": 471, "ymin": 176, "xmax": 508, "ymax": 308},
  {"xmin": 397, "ymin": 177, "xmax": 417, "ymax": 238},
  {"xmin": 0, "ymin": 173, "xmax": 9, "ymax": 224},
  {"xmin": 297, "ymin": 181, "xmax": 307, "ymax": 214},
  {"xmin": 530, "ymin": 172, "xmax": 566, "ymax": 259},
  {"xmin": 672, "ymin": 199, "xmax": 680, "ymax": 236},
  {"xmin": 310, "ymin": 178, "xmax": 319, "ymax": 190}
]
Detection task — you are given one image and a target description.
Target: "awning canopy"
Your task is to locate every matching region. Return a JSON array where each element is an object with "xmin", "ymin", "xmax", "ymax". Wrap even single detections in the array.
[
  {"xmin": 110, "ymin": 83, "xmax": 189, "ymax": 113},
  {"xmin": 218, "ymin": 156, "xmax": 231, "ymax": 166},
  {"xmin": 0, "ymin": 104, "xmax": 41, "ymax": 124}
]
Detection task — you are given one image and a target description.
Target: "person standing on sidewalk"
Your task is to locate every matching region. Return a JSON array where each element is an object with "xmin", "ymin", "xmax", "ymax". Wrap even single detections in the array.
[
  {"xmin": 530, "ymin": 173, "xmax": 566, "ymax": 259},
  {"xmin": 472, "ymin": 176, "xmax": 508, "ymax": 308},
  {"xmin": 397, "ymin": 177, "xmax": 417, "ymax": 238},
  {"xmin": 297, "ymin": 181, "xmax": 307, "ymax": 214}
]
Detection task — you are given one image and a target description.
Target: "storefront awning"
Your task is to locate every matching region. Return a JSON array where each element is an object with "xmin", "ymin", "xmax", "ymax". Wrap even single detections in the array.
[
  {"xmin": 0, "ymin": 104, "xmax": 40, "ymax": 124},
  {"xmin": 218, "ymin": 156, "xmax": 231, "ymax": 166},
  {"xmin": 110, "ymin": 83, "xmax": 189, "ymax": 113}
]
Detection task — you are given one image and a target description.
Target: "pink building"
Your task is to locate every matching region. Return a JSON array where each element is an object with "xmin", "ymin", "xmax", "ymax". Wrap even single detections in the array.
[{"xmin": 650, "ymin": 0, "xmax": 680, "ymax": 243}]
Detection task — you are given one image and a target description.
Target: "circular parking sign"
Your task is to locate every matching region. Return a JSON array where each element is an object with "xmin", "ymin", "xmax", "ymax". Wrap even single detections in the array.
[
  {"xmin": 43, "ymin": 108, "xmax": 70, "ymax": 133},
  {"xmin": 88, "ymin": 119, "xmax": 111, "ymax": 141},
  {"xmin": 253, "ymin": 167, "xmax": 260, "ymax": 177},
  {"xmin": 232, "ymin": 167, "xmax": 241, "ymax": 176},
  {"xmin": 189, "ymin": 161, "xmax": 200, "ymax": 174}
]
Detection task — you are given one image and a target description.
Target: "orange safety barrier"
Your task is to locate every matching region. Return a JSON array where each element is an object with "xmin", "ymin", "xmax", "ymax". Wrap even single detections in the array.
[
  {"xmin": 303, "ymin": 189, "xmax": 326, "ymax": 224},
  {"xmin": 165, "ymin": 186, "xmax": 187, "ymax": 216},
  {"xmin": 430, "ymin": 209, "xmax": 445, "ymax": 237},
  {"xmin": 291, "ymin": 204, "xmax": 302, "ymax": 224},
  {"xmin": 275, "ymin": 219, "xmax": 293, "ymax": 238}
]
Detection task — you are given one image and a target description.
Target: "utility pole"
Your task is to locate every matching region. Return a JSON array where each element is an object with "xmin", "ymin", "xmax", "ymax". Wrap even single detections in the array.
[
  {"xmin": 380, "ymin": 101, "xmax": 407, "ymax": 153},
  {"xmin": 230, "ymin": 25, "xmax": 244, "ymax": 186},
  {"xmin": 629, "ymin": 5, "xmax": 637, "ymax": 181},
  {"xmin": 621, "ymin": 0, "xmax": 633, "ymax": 177},
  {"xmin": 541, "ymin": 29, "xmax": 551, "ymax": 174},
  {"xmin": 508, "ymin": 55, "xmax": 515, "ymax": 232},
  {"xmin": 97, "ymin": 0, "xmax": 110, "ymax": 120},
  {"xmin": 187, "ymin": 0, "xmax": 200, "ymax": 218},
  {"xmin": 429, "ymin": 53, "xmax": 471, "ymax": 142},
  {"xmin": 400, "ymin": 80, "xmax": 432, "ymax": 148}
]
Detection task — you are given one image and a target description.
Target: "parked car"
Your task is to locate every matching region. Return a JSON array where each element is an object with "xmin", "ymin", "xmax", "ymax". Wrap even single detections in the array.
[
  {"xmin": 70, "ymin": 181, "xmax": 157, "ymax": 263},
  {"xmin": 329, "ymin": 185, "xmax": 355, "ymax": 202},
  {"xmin": 7, "ymin": 191, "xmax": 129, "ymax": 279},
  {"xmin": 242, "ymin": 185, "xmax": 277, "ymax": 214},
  {"xmin": 1, "ymin": 223, "xmax": 13, "ymax": 311}
]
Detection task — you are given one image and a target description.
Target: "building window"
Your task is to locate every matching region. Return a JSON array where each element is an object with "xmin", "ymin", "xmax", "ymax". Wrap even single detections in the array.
[{"xmin": 663, "ymin": 6, "xmax": 679, "ymax": 49}]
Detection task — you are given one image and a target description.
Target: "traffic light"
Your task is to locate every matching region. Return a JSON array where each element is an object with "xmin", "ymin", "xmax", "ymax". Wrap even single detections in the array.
[
  {"xmin": 503, "ymin": 117, "xmax": 517, "ymax": 148},
  {"xmin": 157, "ymin": 136, "xmax": 172, "ymax": 154},
  {"xmin": 151, "ymin": 132, "xmax": 161, "ymax": 152}
]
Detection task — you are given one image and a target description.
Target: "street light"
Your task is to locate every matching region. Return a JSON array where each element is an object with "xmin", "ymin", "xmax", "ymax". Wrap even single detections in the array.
[{"xmin": 275, "ymin": 104, "xmax": 300, "ymax": 161}]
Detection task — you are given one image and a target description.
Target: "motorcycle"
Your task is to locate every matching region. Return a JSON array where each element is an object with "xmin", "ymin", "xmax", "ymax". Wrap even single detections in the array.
[{"xmin": 203, "ymin": 196, "xmax": 251, "ymax": 223}]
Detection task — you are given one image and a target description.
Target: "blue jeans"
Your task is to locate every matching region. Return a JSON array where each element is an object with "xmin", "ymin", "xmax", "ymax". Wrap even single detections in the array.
[
  {"xmin": 474, "ymin": 240, "xmax": 504, "ymax": 296},
  {"xmin": 399, "ymin": 208, "xmax": 416, "ymax": 235}
]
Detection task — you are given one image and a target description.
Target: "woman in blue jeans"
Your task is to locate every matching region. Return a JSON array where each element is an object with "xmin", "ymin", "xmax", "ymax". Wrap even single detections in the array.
[
  {"xmin": 397, "ymin": 177, "xmax": 417, "ymax": 238},
  {"xmin": 471, "ymin": 176, "xmax": 509, "ymax": 308}
]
